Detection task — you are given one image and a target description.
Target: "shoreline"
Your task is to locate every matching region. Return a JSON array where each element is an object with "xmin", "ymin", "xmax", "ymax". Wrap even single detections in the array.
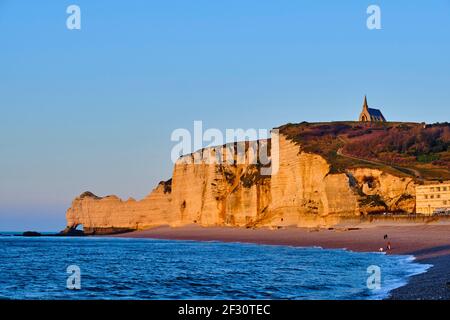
[{"xmin": 115, "ymin": 224, "xmax": 450, "ymax": 300}]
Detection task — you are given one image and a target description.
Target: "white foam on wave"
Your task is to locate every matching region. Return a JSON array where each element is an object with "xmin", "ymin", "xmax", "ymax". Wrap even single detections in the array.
[{"xmin": 369, "ymin": 254, "xmax": 433, "ymax": 300}]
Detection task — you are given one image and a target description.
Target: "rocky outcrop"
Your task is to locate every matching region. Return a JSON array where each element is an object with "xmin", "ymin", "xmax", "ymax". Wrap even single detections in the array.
[
  {"xmin": 65, "ymin": 132, "xmax": 419, "ymax": 233},
  {"xmin": 65, "ymin": 183, "xmax": 175, "ymax": 233},
  {"xmin": 348, "ymin": 168, "xmax": 415, "ymax": 214}
]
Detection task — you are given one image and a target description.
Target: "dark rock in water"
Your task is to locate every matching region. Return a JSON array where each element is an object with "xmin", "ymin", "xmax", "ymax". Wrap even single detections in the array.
[
  {"xmin": 83, "ymin": 227, "xmax": 135, "ymax": 235},
  {"xmin": 22, "ymin": 231, "xmax": 42, "ymax": 237}
]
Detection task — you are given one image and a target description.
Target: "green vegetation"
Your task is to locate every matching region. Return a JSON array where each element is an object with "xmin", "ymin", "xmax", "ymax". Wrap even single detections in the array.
[
  {"xmin": 159, "ymin": 179, "xmax": 172, "ymax": 194},
  {"xmin": 79, "ymin": 191, "xmax": 101, "ymax": 199},
  {"xmin": 278, "ymin": 121, "xmax": 450, "ymax": 181},
  {"xmin": 220, "ymin": 165, "xmax": 236, "ymax": 185},
  {"xmin": 417, "ymin": 154, "xmax": 440, "ymax": 163},
  {"xmin": 240, "ymin": 165, "xmax": 270, "ymax": 188}
]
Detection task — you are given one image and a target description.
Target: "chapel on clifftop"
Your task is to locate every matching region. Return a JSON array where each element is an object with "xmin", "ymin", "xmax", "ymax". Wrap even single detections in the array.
[{"xmin": 358, "ymin": 96, "xmax": 386, "ymax": 122}]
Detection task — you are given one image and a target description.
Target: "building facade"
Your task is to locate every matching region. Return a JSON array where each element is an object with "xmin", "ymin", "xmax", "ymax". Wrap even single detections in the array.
[
  {"xmin": 416, "ymin": 183, "xmax": 450, "ymax": 215},
  {"xmin": 358, "ymin": 96, "xmax": 386, "ymax": 122}
]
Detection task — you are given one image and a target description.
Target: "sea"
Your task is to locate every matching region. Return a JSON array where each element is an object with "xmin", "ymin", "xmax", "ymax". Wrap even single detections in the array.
[{"xmin": 0, "ymin": 234, "xmax": 431, "ymax": 300}]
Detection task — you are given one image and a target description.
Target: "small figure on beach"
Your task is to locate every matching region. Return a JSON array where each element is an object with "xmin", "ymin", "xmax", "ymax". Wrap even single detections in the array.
[
  {"xmin": 384, "ymin": 234, "xmax": 388, "ymax": 240},
  {"xmin": 386, "ymin": 241, "xmax": 392, "ymax": 251}
]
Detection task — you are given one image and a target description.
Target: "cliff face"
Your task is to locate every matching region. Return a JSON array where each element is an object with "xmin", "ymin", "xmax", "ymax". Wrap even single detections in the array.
[
  {"xmin": 65, "ymin": 183, "xmax": 174, "ymax": 234},
  {"xmin": 65, "ymin": 132, "xmax": 417, "ymax": 233}
]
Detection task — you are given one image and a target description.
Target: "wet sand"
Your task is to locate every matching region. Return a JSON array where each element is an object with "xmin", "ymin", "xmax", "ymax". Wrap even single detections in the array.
[{"xmin": 116, "ymin": 224, "xmax": 450, "ymax": 300}]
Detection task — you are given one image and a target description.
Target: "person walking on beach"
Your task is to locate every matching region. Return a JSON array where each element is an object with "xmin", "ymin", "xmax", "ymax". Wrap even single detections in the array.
[{"xmin": 387, "ymin": 241, "xmax": 392, "ymax": 251}]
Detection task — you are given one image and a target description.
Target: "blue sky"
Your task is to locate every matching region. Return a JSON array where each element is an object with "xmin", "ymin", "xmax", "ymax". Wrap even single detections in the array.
[{"xmin": 1, "ymin": 0, "xmax": 450, "ymax": 231}]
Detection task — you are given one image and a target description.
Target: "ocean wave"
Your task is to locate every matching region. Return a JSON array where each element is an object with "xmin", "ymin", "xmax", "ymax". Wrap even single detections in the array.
[{"xmin": 0, "ymin": 237, "xmax": 434, "ymax": 300}]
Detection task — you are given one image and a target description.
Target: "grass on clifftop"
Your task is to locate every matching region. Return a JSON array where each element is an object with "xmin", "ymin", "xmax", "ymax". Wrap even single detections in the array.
[{"xmin": 277, "ymin": 121, "xmax": 450, "ymax": 181}]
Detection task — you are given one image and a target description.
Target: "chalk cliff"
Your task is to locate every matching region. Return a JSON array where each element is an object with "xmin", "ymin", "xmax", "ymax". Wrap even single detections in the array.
[{"xmin": 64, "ymin": 126, "xmax": 419, "ymax": 234}]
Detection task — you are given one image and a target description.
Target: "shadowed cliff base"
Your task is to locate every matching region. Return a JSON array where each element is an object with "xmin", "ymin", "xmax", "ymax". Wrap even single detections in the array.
[{"xmin": 60, "ymin": 226, "xmax": 135, "ymax": 236}]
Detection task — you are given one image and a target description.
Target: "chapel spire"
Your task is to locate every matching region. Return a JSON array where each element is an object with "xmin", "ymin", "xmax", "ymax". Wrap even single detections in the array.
[{"xmin": 363, "ymin": 95, "xmax": 368, "ymax": 110}]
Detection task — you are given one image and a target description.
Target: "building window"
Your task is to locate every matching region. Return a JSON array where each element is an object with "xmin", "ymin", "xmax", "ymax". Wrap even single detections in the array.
[
  {"xmin": 444, "ymin": 187, "xmax": 447, "ymax": 191},
  {"xmin": 430, "ymin": 187, "xmax": 434, "ymax": 192},
  {"xmin": 444, "ymin": 200, "xmax": 448, "ymax": 206},
  {"xmin": 437, "ymin": 194, "xmax": 441, "ymax": 199},
  {"xmin": 437, "ymin": 187, "xmax": 441, "ymax": 192},
  {"xmin": 424, "ymin": 195, "xmax": 428, "ymax": 199},
  {"xmin": 431, "ymin": 195, "xmax": 434, "ymax": 199}
]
